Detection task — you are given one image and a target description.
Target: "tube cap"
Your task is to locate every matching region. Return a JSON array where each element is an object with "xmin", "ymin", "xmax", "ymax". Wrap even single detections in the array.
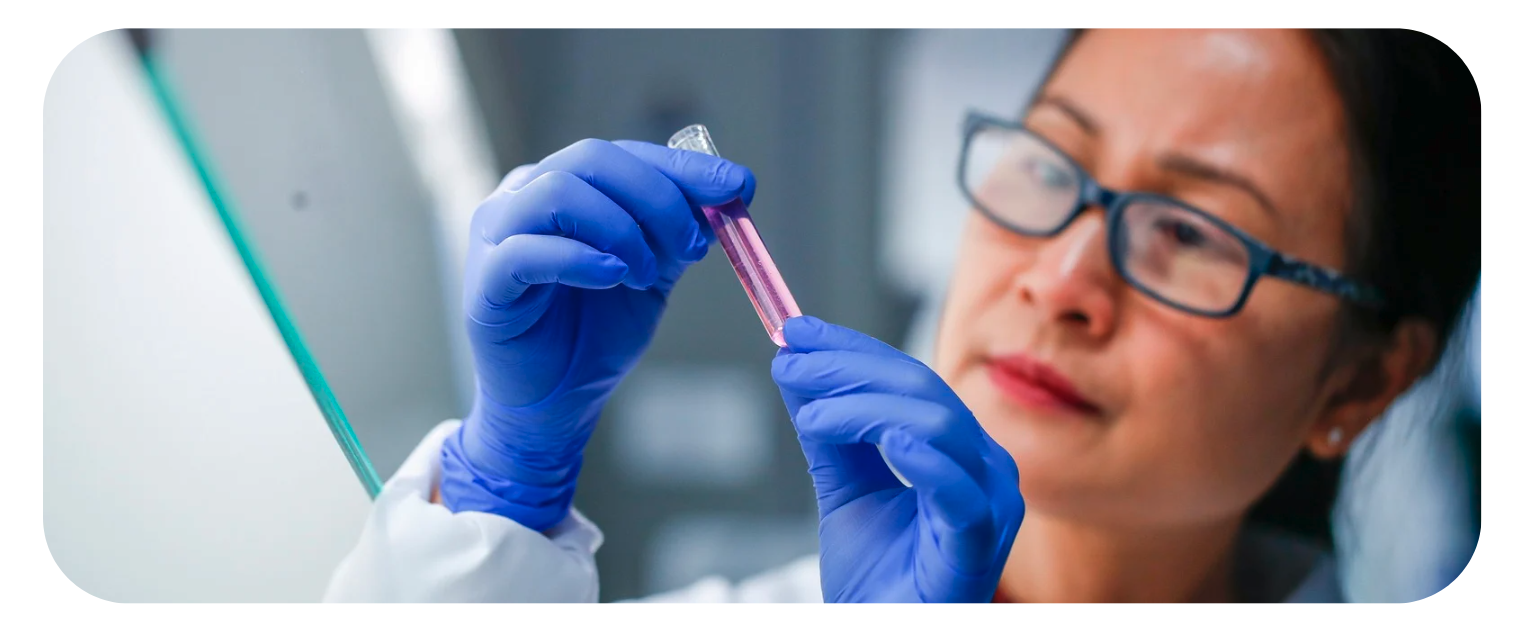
[{"xmin": 667, "ymin": 124, "xmax": 722, "ymax": 157}]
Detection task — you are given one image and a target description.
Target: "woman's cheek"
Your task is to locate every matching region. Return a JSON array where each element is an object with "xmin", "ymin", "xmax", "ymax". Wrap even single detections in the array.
[
  {"xmin": 1121, "ymin": 320, "xmax": 1316, "ymax": 522},
  {"xmin": 934, "ymin": 221, "xmax": 1034, "ymax": 372}
]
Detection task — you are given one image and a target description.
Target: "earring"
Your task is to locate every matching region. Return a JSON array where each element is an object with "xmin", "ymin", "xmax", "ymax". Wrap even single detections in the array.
[{"xmin": 1327, "ymin": 427, "xmax": 1345, "ymax": 446}]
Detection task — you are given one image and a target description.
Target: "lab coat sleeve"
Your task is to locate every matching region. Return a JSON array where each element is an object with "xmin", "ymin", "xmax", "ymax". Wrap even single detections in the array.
[{"xmin": 322, "ymin": 420, "xmax": 603, "ymax": 602}]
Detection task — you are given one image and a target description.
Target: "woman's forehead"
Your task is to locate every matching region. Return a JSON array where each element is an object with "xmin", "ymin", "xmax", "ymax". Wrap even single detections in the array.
[
  {"xmin": 1049, "ymin": 30, "xmax": 1339, "ymax": 117},
  {"xmin": 1039, "ymin": 29, "xmax": 1352, "ymax": 236}
]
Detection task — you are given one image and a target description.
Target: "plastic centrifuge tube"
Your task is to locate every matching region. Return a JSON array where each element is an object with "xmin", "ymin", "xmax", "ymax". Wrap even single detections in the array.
[{"xmin": 668, "ymin": 124, "xmax": 802, "ymax": 347}]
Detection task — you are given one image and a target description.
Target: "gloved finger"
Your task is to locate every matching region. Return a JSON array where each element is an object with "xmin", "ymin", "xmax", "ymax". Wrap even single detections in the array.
[
  {"xmin": 772, "ymin": 348, "xmax": 959, "ymax": 407},
  {"xmin": 879, "ymin": 431, "xmax": 1000, "ymax": 576},
  {"xmin": 523, "ymin": 139, "xmax": 714, "ymax": 264},
  {"xmin": 773, "ymin": 348, "xmax": 812, "ymax": 419},
  {"xmin": 775, "ymin": 343, "xmax": 1009, "ymax": 484},
  {"xmin": 468, "ymin": 234, "xmax": 629, "ymax": 332},
  {"xmin": 484, "ymin": 170, "xmax": 659, "ymax": 290},
  {"xmin": 779, "ymin": 316, "xmax": 916, "ymax": 361},
  {"xmin": 981, "ymin": 448, "xmax": 1025, "ymax": 541},
  {"xmin": 792, "ymin": 393, "xmax": 988, "ymax": 487},
  {"xmin": 773, "ymin": 350, "xmax": 904, "ymax": 514},
  {"xmin": 614, "ymin": 139, "xmax": 756, "ymax": 250},
  {"xmin": 497, "ymin": 163, "xmax": 539, "ymax": 194},
  {"xmin": 468, "ymin": 164, "xmax": 540, "ymax": 239},
  {"xmin": 799, "ymin": 439, "xmax": 906, "ymax": 519},
  {"xmin": 612, "ymin": 140, "xmax": 757, "ymax": 207},
  {"xmin": 606, "ymin": 140, "xmax": 750, "ymax": 248}
]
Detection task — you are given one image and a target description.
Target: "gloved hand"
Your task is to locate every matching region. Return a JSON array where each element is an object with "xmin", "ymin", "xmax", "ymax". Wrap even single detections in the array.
[
  {"xmin": 771, "ymin": 316, "xmax": 1024, "ymax": 602},
  {"xmin": 440, "ymin": 138, "xmax": 756, "ymax": 531}
]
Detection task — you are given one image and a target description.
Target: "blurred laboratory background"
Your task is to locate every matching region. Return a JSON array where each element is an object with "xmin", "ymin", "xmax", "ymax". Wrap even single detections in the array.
[
  {"xmin": 125, "ymin": 28, "xmax": 1076, "ymax": 601},
  {"xmin": 44, "ymin": 29, "xmax": 1479, "ymax": 603}
]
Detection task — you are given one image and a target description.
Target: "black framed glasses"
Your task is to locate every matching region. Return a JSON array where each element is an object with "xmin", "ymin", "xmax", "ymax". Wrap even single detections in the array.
[{"xmin": 957, "ymin": 110, "xmax": 1386, "ymax": 318}]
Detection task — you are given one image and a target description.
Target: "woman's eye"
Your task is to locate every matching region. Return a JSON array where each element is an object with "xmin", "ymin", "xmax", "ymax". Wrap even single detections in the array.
[{"xmin": 1156, "ymin": 218, "xmax": 1209, "ymax": 248}]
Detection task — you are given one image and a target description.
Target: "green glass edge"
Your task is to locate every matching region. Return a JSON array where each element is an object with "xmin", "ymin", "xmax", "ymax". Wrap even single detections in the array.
[{"xmin": 136, "ymin": 50, "xmax": 384, "ymax": 499}]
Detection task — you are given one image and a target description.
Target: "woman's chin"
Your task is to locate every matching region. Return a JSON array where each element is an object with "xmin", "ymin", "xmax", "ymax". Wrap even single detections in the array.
[{"xmin": 979, "ymin": 403, "xmax": 1115, "ymax": 514}]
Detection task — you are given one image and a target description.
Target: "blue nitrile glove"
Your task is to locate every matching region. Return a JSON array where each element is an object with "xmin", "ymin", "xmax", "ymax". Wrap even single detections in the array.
[
  {"xmin": 439, "ymin": 139, "xmax": 756, "ymax": 531},
  {"xmin": 771, "ymin": 316, "xmax": 1024, "ymax": 602}
]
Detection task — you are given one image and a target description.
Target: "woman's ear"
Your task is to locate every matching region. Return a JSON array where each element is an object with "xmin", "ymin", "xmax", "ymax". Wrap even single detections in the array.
[{"xmin": 1307, "ymin": 318, "xmax": 1438, "ymax": 459}]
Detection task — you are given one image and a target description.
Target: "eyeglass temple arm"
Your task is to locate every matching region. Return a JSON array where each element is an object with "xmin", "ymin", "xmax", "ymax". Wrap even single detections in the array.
[{"xmin": 1265, "ymin": 253, "xmax": 1386, "ymax": 309}]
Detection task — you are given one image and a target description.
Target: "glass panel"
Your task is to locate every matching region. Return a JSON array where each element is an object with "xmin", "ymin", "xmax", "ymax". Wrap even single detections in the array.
[
  {"xmin": 137, "ymin": 35, "xmax": 383, "ymax": 497},
  {"xmin": 44, "ymin": 30, "xmax": 375, "ymax": 602},
  {"xmin": 143, "ymin": 29, "xmax": 472, "ymax": 483}
]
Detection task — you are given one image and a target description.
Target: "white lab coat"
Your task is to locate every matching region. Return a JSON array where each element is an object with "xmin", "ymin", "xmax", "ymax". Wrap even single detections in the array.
[{"xmin": 323, "ymin": 420, "xmax": 1342, "ymax": 603}]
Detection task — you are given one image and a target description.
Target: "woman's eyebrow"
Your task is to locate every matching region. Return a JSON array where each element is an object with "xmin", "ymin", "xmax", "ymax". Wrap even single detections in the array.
[
  {"xmin": 1157, "ymin": 153, "xmax": 1282, "ymax": 220},
  {"xmin": 1033, "ymin": 94, "xmax": 1099, "ymax": 136},
  {"xmin": 1036, "ymin": 93, "xmax": 1281, "ymax": 220}
]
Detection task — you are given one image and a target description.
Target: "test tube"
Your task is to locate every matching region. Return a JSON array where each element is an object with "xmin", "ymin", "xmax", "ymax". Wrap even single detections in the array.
[{"xmin": 668, "ymin": 124, "xmax": 802, "ymax": 347}]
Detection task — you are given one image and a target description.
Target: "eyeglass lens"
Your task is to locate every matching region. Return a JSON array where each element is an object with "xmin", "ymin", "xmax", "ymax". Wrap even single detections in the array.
[{"xmin": 964, "ymin": 125, "xmax": 1254, "ymax": 314}]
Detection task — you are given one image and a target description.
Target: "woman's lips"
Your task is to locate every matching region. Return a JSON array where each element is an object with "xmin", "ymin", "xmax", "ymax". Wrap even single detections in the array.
[{"xmin": 985, "ymin": 354, "xmax": 1101, "ymax": 415}]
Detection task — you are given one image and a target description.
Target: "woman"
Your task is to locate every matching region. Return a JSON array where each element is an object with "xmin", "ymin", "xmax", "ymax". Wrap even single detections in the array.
[{"xmin": 324, "ymin": 28, "xmax": 1479, "ymax": 602}]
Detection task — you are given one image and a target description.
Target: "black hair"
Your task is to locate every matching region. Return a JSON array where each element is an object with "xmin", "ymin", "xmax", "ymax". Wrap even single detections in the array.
[
  {"xmin": 1257, "ymin": 30, "xmax": 1480, "ymax": 546},
  {"xmin": 1042, "ymin": 30, "xmax": 1482, "ymax": 545},
  {"xmin": 1312, "ymin": 29, "xmax": 1482, "ymax": 350}
]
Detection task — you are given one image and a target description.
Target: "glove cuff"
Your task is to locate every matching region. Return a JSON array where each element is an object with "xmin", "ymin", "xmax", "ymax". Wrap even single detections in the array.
[{"xmin": 438, "ymin": 424, "xmax": 583, "ymax": 532}]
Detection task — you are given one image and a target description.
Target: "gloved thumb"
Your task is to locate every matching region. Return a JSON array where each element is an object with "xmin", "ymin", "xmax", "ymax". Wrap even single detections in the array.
[
  {"xmin": 780, "ymin": 316, "xmax": 907, "ymax": 358},
  {"xmin": 612, "ymin": 139, "xmax": 757, "ymax": 206}
]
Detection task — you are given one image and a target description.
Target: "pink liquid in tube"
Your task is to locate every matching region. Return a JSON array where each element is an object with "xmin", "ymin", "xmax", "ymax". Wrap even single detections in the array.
[{"xmin": 668, "ymin": 125, "xmax": 802, "ymax": 347}]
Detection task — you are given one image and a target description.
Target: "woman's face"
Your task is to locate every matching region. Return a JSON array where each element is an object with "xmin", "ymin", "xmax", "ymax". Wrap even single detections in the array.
[{"xmin": 934, "ymin": 29, "xmax": 1356, "ymax": 528}]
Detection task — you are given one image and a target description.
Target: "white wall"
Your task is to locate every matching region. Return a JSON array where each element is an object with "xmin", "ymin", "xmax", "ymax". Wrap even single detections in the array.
[
  {"xmin": 364, "ymin": 29, "xmax": 504, "ymax": 419},
  {"xmin": 44, "ymin": 31, "xmax": 371, "ymax": 602}
]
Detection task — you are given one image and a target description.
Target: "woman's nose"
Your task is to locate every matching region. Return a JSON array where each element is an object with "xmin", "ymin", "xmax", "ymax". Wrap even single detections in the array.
[{"xmin": 1014, "ymin": 210, "xmax": 1119, "ymax": 339}]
